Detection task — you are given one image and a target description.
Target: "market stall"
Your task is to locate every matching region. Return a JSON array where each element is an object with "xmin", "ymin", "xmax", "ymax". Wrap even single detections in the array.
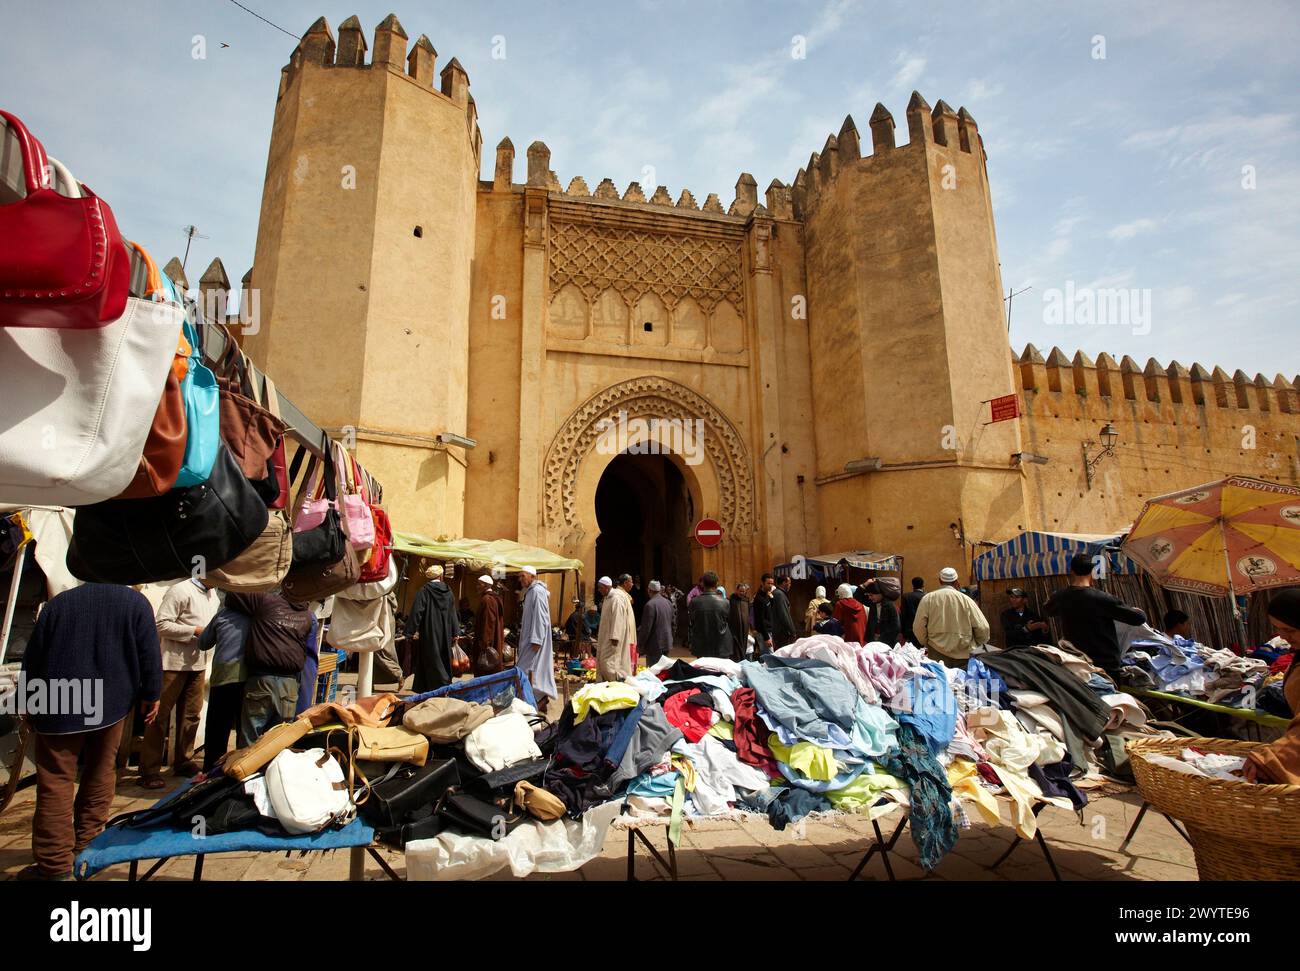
[{"xmin": 775, "ymin": 550, "xmax": 904, "ymax": 631}]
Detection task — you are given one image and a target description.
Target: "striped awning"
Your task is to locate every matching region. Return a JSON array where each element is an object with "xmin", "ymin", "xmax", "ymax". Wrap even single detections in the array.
[
  {"xmin": 973, "ymin": 530, "xmax": 1136, "ymax": 581},
  {"xmin": 776, "ymin": 550, "xmax": 903, "ymax": 580}
]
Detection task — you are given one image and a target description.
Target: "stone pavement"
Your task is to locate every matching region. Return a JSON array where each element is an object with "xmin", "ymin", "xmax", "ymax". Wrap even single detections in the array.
[{"xmin": 0, "ymin": 771, "xmax": 1197, "ymax": 881}]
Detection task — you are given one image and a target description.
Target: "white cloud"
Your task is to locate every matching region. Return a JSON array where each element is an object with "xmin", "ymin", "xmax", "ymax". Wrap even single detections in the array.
[
  {"xmin": 889, "ymin": 53, "xmax": 926, "ymax": 93},
  {"xmin": 1106, "ymin": 218, "xmax": 1157, "ymax": 241}
]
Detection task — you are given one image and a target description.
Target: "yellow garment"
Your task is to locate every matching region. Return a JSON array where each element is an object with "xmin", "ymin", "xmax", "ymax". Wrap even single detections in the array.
[
  {"xmin": 946, "ymin": 759, "xmax": 1001, "ymax": 827},
  {"xmin": 767, "ymin": 734, "xmax": 843, "ymax": 782},
  {"xmin": 670, "ymin": 754, "xmax": 697, "ymax": 792},
  {"xmin": 708, "ymin": 720, "xmax": 735, "ymax": 741},
  {"xmin": 825, "ymin": 769, "xmax": 907, "ymax": 820},
  {"xmin": 571, "ymin": 681, "xmax": 641, "ymax": 723}
]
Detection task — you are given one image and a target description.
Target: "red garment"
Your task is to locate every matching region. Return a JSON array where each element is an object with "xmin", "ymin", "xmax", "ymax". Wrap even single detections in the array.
[
  {"xmin": 730, "ymin": 686, "xmax": 779, "ymax": 775},
  {"xmin": 663, "ymin": 691, "xmax": 714, "ymax": 743},
  {"xmin": 1271, "ymin": 653, "xmax": 1294, "ymax": 676},
  {"xmin": 834, "ymin": 598, "xmax": 867, "ymax": 645},
  {"xmin": 976, "ymin": 761, "xmax": 1001, "ymax": 787}
]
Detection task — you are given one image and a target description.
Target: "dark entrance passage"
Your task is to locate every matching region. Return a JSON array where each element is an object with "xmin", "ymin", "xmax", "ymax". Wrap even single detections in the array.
[{"xmin": 594, "ymin": 453, "xmax": 694, "ymax": 592}]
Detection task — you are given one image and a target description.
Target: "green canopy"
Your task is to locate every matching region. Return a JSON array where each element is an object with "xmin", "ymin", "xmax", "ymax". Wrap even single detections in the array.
[{"xmin": 390, "ymin": 532, "xmax": 583, "ymax": 574}]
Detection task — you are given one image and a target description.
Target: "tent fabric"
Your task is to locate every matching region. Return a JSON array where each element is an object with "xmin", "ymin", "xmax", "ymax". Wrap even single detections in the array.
[
  {"xmin": 973, "ymin": 530, "xmax": 1136, "ymax": 581},
  {"xmin": 776, "ymin": 551, "xmax": 903, "ymax": 578},
  {"xmin": 391, "ymin": 533, "xmax": 582, "ymax": 574}
]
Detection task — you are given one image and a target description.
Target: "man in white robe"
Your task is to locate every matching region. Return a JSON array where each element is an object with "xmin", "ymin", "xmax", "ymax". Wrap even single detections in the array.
[
  {"xmin": 516, "ymin": 566, "xmax": 557, "ymax": 704},
  {"xmin": 596, "ymin": 573, "xmax": 637, "ymax": 682}
]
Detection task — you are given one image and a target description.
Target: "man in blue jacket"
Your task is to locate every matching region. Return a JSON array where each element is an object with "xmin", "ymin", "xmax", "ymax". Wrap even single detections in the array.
[{"xmin": 19, "ymin": 584, "xmax": 162, "ymax": 880}]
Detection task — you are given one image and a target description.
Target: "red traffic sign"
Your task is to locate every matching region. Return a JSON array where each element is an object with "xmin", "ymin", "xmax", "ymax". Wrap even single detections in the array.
[{"xmin": 695, "ymin": 518, "xmax": 723, "ymax": 548}]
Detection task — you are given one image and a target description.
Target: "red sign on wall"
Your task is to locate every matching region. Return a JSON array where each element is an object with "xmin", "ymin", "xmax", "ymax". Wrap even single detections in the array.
[
  {"xmin": 694, "ymin": 518, "xmax": 723, "ymax": 548},
  {"xmin": 988, "ymin": 394, "xmax": 1020, "ymax": 424}
]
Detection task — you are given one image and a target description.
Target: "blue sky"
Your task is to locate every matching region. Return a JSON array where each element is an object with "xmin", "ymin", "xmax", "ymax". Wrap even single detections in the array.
[{"xmin": 3, "ymin": 0, "xmax": 1296, "ymax": 377}]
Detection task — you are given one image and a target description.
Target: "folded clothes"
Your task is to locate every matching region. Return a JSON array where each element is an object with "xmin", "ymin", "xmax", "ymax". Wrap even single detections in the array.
[{"xmin": 571, "ymin": 681, "xmax": 641, "ymax": 723}]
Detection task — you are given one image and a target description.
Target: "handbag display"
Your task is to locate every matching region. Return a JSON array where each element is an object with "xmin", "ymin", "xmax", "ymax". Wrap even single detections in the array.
[
  {"xmin": 354, "ymin": 725, "xmax": 429, "ymax": 766},
  {"xmin": 358, "ymin": 757, "xmax": 460, "ymax": 829},
  {"xmin": 205, "ymin": 507, "xmax": 292, "ymax": 593},
  {"xmin": 0, "ymin": 294, "xmax": 184, "ymax": 506},
  {"xmin": 222, "ymin": 717, "xmax": 312, "ymax": 782},
  {"xmin": 173, "ymin": 313, "xmax": 221, "ymax": 487},
  {"xmin": 258, "ymin": 371, "xmax": 290, "ymax": 510},
  {"xmin": 114, "ymin": 243, "xmax": 188, "ymax": 499},
  {"xmin": 214, "ymin": 330, "xmax": 286, "ymax": 481},
  {"xmin": 282, "ymin": 445, "xmax": 360, "ymax": 600},
  {"xmin": 336, "ymin": 442, "xmax": 375, "ymax": 553},
  {"xmin": 466, "ymin": 757, "xmax": 548, "ymax": 802},
  {"xmin": 67, "ymin": 442, "xmax": 270, "ymax": 584},
  {"xmin": 0, "ymin": 110, "xmax": 130, "ymax": 329},
  {"xmin": 330, "ymin": 584, "xmax": 396, "ymax": 654}
]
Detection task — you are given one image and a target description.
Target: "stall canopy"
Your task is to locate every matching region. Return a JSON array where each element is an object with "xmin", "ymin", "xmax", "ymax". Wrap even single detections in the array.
[
  {"xmin": 776, "ymin": 550, "xmax": 903, "ymax": 581},
  {"xmin": 973, "ymin": 530, "xmax": 1136, "ymax": 581},
  {"xmin": 391, "ymin": 533, "xmax": 582, "ymax": 574}
]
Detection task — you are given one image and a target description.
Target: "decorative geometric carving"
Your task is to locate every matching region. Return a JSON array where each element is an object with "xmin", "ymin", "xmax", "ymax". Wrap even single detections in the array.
[
  {"xmin": 543, "ymin": 376, "xmax": 756, "ymax": 538},
  {"xmin": 548, "ymin": 219, "xmax": 745, "ymax": 314}
]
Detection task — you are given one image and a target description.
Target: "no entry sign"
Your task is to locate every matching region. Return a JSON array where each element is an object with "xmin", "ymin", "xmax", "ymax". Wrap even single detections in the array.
[{"xmin": 695, "ymin": 518, "xmax": 723, "ymax": 548}]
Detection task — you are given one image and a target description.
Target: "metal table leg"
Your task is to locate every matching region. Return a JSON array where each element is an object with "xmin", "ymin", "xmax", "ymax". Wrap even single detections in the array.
[{"xmin": 848, "ymin": 813, "xmax": 908, "ymax": 881}]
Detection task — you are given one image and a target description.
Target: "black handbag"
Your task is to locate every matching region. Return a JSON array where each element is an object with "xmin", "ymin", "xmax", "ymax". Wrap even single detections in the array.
[
  {"xmin": 437, "ymin": 790, "xmax": 527, "ymax": 841},
  {"xmin": 287, "ymin": 446, "xmax": 347, "ymax": 567},
  {"xmin": 374, "ymin": 812, "xmax": 447, "ymax": 849},
  {"xmin": 358, "ymin": 757, "xmax": 460, "ymax": 829},
  {"xmin": 67, "ymin": 444, "xmax": 269, "ymax": 585},
  {"xmin": 467, "ymin": 758, "xmax": 548, "ymax": 802}
]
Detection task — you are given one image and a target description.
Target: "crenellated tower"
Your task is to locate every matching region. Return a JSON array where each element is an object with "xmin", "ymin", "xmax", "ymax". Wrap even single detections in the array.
[
  {"xmin": 244, "ymin": 14, "xmax": 481, "ymax": 538},
  {"xmin": 799, "ymin": 92, "xmax": 1026, "ymax": 573}
]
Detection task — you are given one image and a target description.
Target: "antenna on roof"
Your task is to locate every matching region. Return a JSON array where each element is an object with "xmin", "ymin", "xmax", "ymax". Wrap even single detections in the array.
[{"xmin": 180, "ymin": 225, "xmax": 209, "ymax": 272}]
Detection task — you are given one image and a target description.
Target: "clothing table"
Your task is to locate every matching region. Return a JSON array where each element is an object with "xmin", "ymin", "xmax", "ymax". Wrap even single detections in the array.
[{"xmin": 74, "ymin": 814, "xmax": 381, "ymax": 881}]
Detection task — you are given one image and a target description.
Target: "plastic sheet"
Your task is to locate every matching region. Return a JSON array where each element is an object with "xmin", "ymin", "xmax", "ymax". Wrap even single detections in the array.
[{"xmin": 404, "ymin": 800, "xmax": 621, "ymax": 881}]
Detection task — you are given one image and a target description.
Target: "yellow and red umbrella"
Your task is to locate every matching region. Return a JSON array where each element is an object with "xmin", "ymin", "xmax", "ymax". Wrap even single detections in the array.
[{"xmin": 1123, "ymin": 475, "xmax": 1300, "ymax": 597}]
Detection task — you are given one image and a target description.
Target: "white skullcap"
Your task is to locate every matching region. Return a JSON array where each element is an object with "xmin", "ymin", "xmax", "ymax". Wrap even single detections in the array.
[
  {"xmin": 648, "ymin": 580, "xmax": 662, "ymax": 592},
  {"xmin": 836, "ymin": 583, "xmax": 854, "ymax": 599},
  {"xmin": 478, "ymin": 574, "xmax": 494, "ymax": 585},
  {"xmin": 521, "ymin": 565, "xmax": 538, "ymax": 577},
  {"xmin": 424, "ymin": 564, "xmax": 444, "ymax": 580},
  {"xmin": 939, "ymin": 567, "xmax": 959, "ymax": 583},
  {"xmin": 597, "ymin": 576, "xmax": 612, "ymax": 587}
]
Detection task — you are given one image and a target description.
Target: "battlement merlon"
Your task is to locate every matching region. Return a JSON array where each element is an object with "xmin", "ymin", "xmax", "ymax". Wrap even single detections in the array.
[
  {"xmin": 279, "ymin": 15, "xmax": 480, "ymax": 161},
  {"xmin": 1014, "ymin": 343, "xmax": 1299, "ymax": 415}
]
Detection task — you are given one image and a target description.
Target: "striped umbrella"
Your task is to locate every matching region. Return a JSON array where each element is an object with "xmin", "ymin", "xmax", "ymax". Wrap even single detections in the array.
[{"xmin": 1123, "ymin": 476, "xmax": 1300, "ymax": 600}]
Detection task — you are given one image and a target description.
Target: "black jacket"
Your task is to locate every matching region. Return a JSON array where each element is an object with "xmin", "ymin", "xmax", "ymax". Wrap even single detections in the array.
[
  {"xmin": 900, "ymin": 589, "xmax": 925, "ymax": 639},
  {"xmin": 727, "ymin": 594, "xmax": 751, "ymax": 661},
  {"xmin": 688, "ymin": 592, "xmax": 733, "ymax": 659},
  {"xmin": 1001, "ymin": 607, "xmax": 1050, "ymax": 648},
  {"xmin": 867, "ymin": 600, "xmax": 900, "ymax": 645},
  {"xmin": 770, "ymin": 588, "xmax": 798, "ymax": 648},
  {"xmin": 405, "ymin": 580, "xmax": 459, "ymax": 692},
  {"xmin": 1043, "ymin": 585, "xmax": 1145, "ymax": 673},
  {"xmin": 227, "ymin": 592, "xmax": 311, "ymax": 677}
]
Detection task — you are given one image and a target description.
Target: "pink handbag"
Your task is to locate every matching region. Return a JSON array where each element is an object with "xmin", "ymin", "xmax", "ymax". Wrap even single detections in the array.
[
  {"xmin": 290, "ymin": 449, "xmax": 335, "ymax": 534},
  {"xmin": 336, "ymin": 441, "xmax": 375, "ymax": 552}
]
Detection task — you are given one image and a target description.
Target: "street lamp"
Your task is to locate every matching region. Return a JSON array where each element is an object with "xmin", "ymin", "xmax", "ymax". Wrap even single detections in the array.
[{"xmin": 1082, "ymin": 422, "xmax": 1119, "ymax": 490}]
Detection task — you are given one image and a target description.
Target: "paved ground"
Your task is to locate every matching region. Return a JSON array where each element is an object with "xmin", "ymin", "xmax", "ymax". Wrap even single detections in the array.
[{"xmin": 0, "ymin": 663, "xmax": 1201, "ymax": 882}]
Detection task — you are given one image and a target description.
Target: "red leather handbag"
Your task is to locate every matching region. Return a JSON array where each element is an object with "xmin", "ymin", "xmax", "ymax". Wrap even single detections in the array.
[
  {"xmin": 0, "ymin": 109, "xmax": 130, "ymax": 329},
  {"xmin": 355, "ymin": 456, "xmax": 393, "ymax": 583}
]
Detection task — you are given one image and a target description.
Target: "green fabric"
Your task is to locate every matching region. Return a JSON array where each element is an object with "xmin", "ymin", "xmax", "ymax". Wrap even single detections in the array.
[
  {"xmin": 825, "ymin": 769, "xmax": 907, "ymax": 812},
  {"xmin": 767, "ymin": 735, "xmax": 843, "ymax": 781},
  {"xmin": 1132, "ymin": 688, "xmax": 1290, "ymax": 729},
  {"xmin": 668, "ymin": 778, "xmax": 685, "ymax": 847},
  {"xmin": 708, "ymin": 720, "xmax": 735, "ymax": 740},
  {"xmin": 391, "ymin": 533, "xmax": 583, "ymax": 573}
]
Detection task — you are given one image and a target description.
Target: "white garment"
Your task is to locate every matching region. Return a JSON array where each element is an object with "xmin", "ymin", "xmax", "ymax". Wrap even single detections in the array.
[
  {"xmin": 464, "ymin": 712, "xmax": 543, "ymax": 772},
  {"xmin": 1101, "ymin": 692, "xmax": 1148, "ymax": 730},
  {"xmin": 689, "ymin": 656, "xmax": 743, "ymax": 679},
  {"xmin": 155, "ymin": 579, "xmax": 220, "ymax": 672},
  {"xmin": 672, "ymin": 733, "xmax": 769, "ymax": 815}
]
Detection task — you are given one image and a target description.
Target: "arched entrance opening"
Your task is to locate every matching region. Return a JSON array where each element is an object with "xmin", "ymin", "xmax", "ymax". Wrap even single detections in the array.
[{"xmin": 594, "ymin": 453, "xmax": 695, "ymax": 590}]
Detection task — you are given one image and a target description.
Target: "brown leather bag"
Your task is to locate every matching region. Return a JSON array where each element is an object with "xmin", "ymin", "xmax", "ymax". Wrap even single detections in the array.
[
  {"xmin": 115, "ymin": 243, "xmax": 188, "ymax": 499},
  {"xmin": 206, "ymin": 508, "xmax": 292, "ymax": 593},
  {"xmin": 282, "ymin": 538, "xmax": 360, "ymax": 602},
  {"xmin": 222, "ymin": 716, "xmax": 312, "ymax": 781},
  {"xmin": 215, "ymin": 330, "xmax": 287, "ymax": 480}
]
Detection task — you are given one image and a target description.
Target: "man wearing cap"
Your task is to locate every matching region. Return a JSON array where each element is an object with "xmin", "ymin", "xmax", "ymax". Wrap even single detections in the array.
[
  {"xmin": 596, "ymin": 573, "xmax": 637, "ymax": 681},
  {"xmin": 1000, "ymin": 587, "xmax": 1051, "ymax": 649},
  {"xmin": 405, "ymin": 564, "xmax": 459, "ymax": 692},
  {"xmin": 913, "ymin": 567, "xmax": 991, "ymax": 668},
  {"xmin": 517, "ymin": 566, "xmax": 557, "ymax": 705},
  {"xmin": 472, "ymin": 575, "xmax": 505, "ymax": 676},
  {"xmin": 594, "ymin": 576, "xmax": 612, "ymax": 618},
  {"xmin": 637, "ymin": 580, "xmax": 674, "ymax": 666}
]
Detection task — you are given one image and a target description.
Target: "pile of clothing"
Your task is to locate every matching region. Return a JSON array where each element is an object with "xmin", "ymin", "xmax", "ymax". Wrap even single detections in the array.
[
  {"xmin": 1123, "ymin": 630, "xmax": 1276, "ymax": 708},
  {"xmin": 547, "ymin": 634, "xmax": 1153, "ymax": 871}
]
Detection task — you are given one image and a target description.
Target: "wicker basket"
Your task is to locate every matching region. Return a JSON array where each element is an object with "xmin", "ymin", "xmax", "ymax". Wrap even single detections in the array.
[{"xmin": 1128, "ymin": 736, "xmax": 1300, "ymax": 880}]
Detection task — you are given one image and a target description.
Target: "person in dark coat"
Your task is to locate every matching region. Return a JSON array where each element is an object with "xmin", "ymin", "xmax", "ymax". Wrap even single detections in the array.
[
  {"xmin": 227, "ymin": 591, "xmax": 312, "ymax": 745},
  {"xmin": 19, "ymin": 584, "xmax": 161, "ymax": 881},
  {"xmin": 688, "ymin": 572, "xmax": 733, "ymax": 658},
  {"xmin": 813, "ymin": 601, "xmax": 843, "ymax": 636},
  {"xmin": 636, "ymin": 580, "xmax": 675, "ymax": 665},
  {"xmin": 900, "ymin": 577, "xmax": 926, "ymax": 645},
  {"xmin": 1001, "ymin": 587, "xmax": 1052, "ymax": 648},
  {"xmin": 864, "ymin": 578, "xmax": 902, "ymax": 645},
  {"xmin": 405, "ymin": 564, "xmax": 459, "ymax": 692},
  {"xmin": 472, "ymin": 575, "xmax": 505, "ymax": 675},
  {"xmin": 753, "ymin": 573, "xmax": 777, "ymax": 656},
  {"xmin": 771, "ymin": 576, "xmax": 798, "ymax": 649},
  {"xmin": 728, "ymin": 582, "xmax": 752, "ymax": 661},
  {"xmin": 1043, "ymin": 553, "xmax": 1146, "ymax": 679}
]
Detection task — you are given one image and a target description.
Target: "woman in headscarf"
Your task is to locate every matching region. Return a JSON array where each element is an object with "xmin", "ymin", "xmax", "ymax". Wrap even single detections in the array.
[
  {"xmin": 804, "ymin": 585, "xmax": 829, "ymax": 634},
  {"xmin": 404, "ymin": 564, "xmax": 459, "ymax": 692},
  {"xmin": 1245, "ymin": 589, "xmax": 1300, "ymax": 784},
  {"xmin": 832, "ymin": 583, "xmax": 867, "ymax": 645}
]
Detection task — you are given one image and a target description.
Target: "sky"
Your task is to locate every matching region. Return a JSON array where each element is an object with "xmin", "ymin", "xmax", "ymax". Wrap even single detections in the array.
[{"xmin": 2, "ymin": 0, "xmax": 1297, "ymax": 377}]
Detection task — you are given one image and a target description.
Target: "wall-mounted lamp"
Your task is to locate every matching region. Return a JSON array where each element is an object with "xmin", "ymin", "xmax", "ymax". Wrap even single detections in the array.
[
  {"xmin": 1082, "ymin": 422, "xmax": 1119, "ymax": 489},
  {"xmin": 436, "ymin": 432, "xmax": 478, "ymax": 450},
  {"xmin": 844, "ymin": 457, "xmax": 883, "ymax": 473}
]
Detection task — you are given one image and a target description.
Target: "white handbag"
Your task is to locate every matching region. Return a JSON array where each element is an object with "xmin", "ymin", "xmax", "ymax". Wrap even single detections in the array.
[
  {"xmin": 264, "ymin": 748, "xmax": 353, "ymax": 835},
  {"xmin": 0, "ymin": 295, "xmax": 184, "ymax": 506},
  {"xmin": 464, "ymin": 712, "xmax": 544, "ymax": 773}
]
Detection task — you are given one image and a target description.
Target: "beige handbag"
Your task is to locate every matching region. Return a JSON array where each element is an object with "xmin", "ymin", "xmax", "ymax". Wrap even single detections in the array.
[
  {"xmin": 354, "ymin": 725, "xmax": 429, "ymax": 766},
  {"xmin": 515, "ymin": 781, "xmax": 565, "ymax": 821},
  {"xmin": 222, "ymin": 716, "xmax": 312, "ymax": 781},
  {"xmin": 207, "ymin": 508, "xmax": 292, "ymax": 592}
]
